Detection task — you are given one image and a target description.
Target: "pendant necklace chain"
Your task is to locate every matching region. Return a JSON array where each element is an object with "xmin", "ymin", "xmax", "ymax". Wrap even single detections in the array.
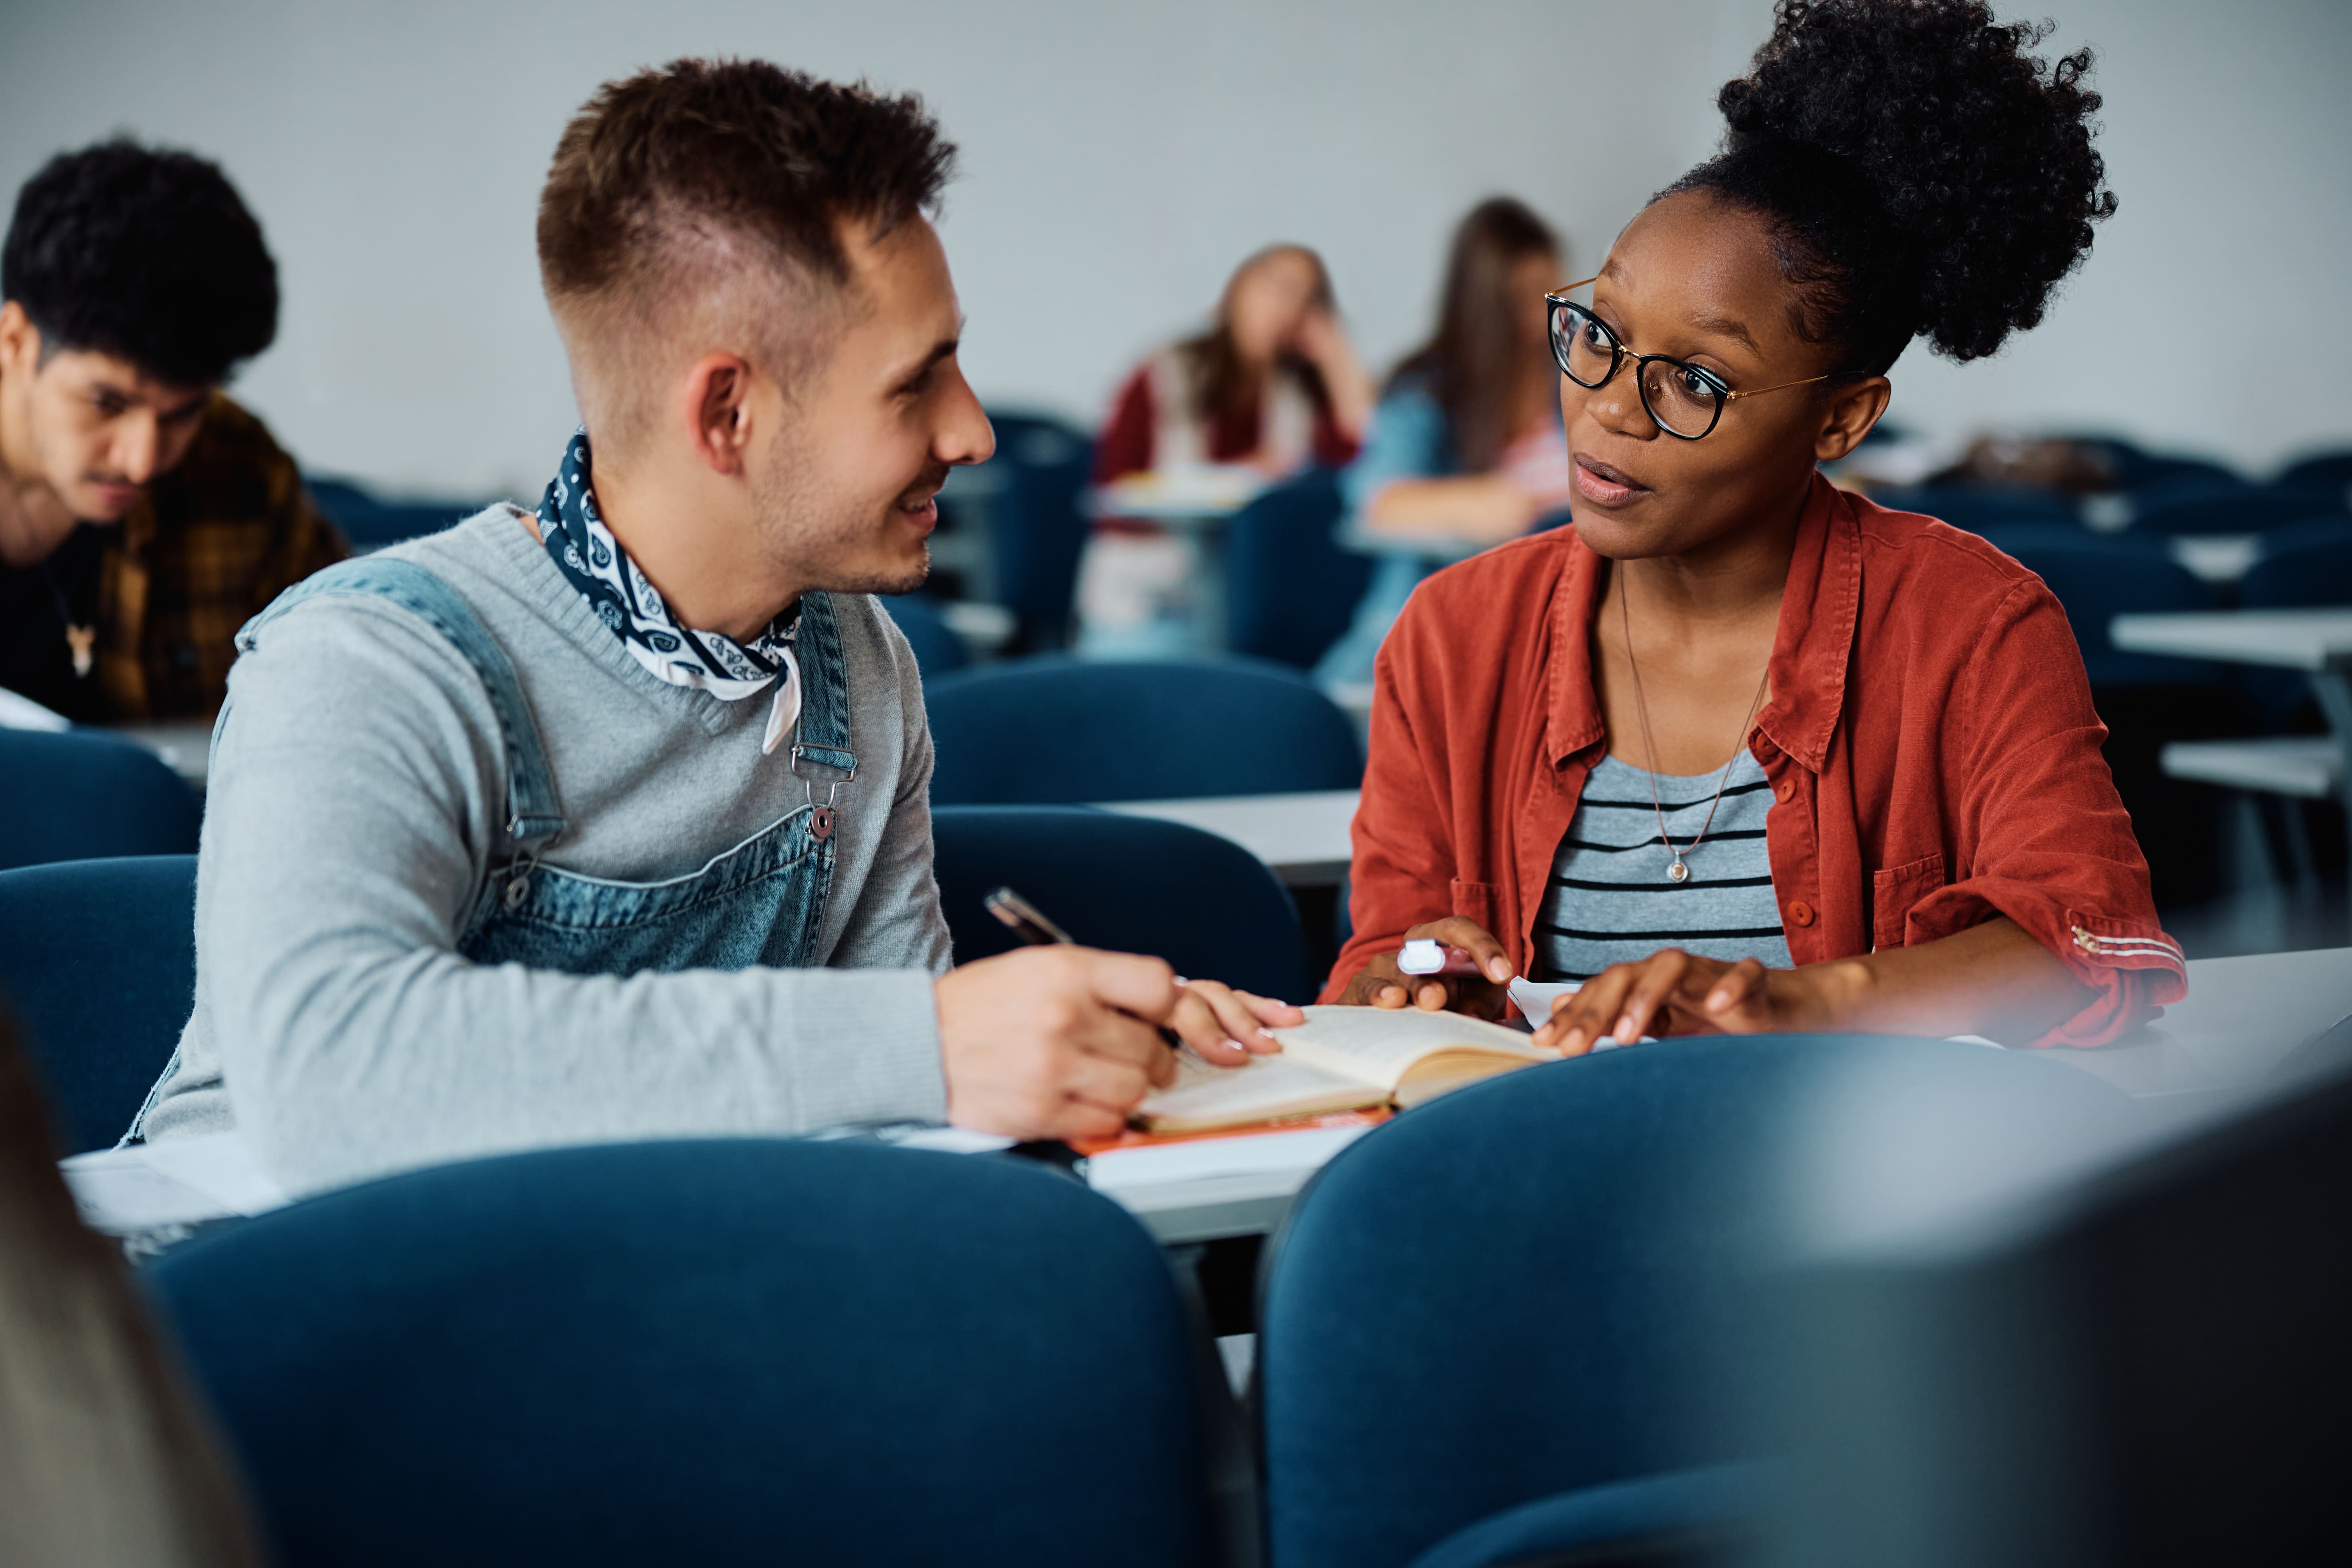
[{"xmin": 1618, "ymin": 568, "xmax": 1772, "ymax": 884}]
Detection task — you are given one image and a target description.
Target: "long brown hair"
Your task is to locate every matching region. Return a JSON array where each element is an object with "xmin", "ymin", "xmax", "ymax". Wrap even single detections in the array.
[
  {"xmin": 1176, "ymin": 243, "xmax": 1335, "ymax": 429},
  {"xmin": 1392, "ymin": 197, "xmax": 1560, "ymax": 473}
]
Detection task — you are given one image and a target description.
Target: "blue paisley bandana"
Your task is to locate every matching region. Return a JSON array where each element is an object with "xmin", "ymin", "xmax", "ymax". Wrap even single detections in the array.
[{"xmin": 537, "ymin": 429, "xmax": 800, "ymax": 716}]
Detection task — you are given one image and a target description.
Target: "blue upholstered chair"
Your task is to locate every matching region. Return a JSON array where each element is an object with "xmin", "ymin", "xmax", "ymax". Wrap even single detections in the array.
[
  {"xmin": 149, "ymin": 1138, "xmax": 1222, "ymax": 1568},
  {"xmin": 926, "ymin": 656, "xmax": 1362, "ymax": 805},
  {"xmin": 2275, "ymin": 449, "xmax": 2352, "ymax": 498},
  {"xmin": 932, "ymin": 805, "xmax": 1311, "ymax": 1002},
  {"xmin": 2243, "ymin": 527, "xmax": 2352, "ymax": 610},
  {"xmin": 1224, "ymin": 469, "xmax": 1370, "ymax": 669},
  {"xmin": 2002, "ymin": 543, "xmax": 2224, "ymax": 687},
  {"xmin": 305, "ymin": 476, "xmax": 489, "ymax": 550},
  {"xmin": 982, "ymin": 412, "xmax": 1094, "ymax": 652},
  {"xmin": 0, "ymin": 729, "xmax": 202, "ymax": 872},
  {"xmin": 1875, "ymin": 485, "xmax": 2080, "ymax": 534},
  {"xmin": 1257, "ymin": 1034, "xmax": 2138, "ymax": 1568},
  {"xmin": 878, "ymin": 592, "xmax": 970, "ymax": 679},
  {"xmin": 2128, "ymin": 483, "xmax": 2348, "ymax": 536},
  {"xmin": 0, "ymin": 855, "xmax": 196, "ymax": 1153}
]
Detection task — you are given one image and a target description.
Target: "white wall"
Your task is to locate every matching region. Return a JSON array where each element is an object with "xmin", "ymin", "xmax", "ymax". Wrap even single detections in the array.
[{"xmin": 2, "ymin": 0, "xmax": 2346, "ymax": 497}]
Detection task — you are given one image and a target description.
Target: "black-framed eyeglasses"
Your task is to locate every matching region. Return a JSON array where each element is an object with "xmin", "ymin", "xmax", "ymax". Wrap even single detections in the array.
[{"xmin": 1546, "ymin": 277, "xmax": 1840, "ymax": 441}]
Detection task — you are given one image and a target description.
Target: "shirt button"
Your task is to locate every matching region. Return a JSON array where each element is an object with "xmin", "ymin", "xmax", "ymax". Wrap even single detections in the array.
[
  {"xmin": 1788, "ymin": 900, "xmax": 1815, "ymax": 927},
  {"xmin": 1775, "ymin": 780, "xmax": 1794, "ymax": 803}
]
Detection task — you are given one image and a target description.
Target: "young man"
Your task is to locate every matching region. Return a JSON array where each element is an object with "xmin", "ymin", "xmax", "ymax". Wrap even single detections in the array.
[
  {"xmin": 137, "ymin": 61, "xmax": 1296, "ymax": 1193},
  {"xmin": 0, "ymin": 140, "xmax": 344, "ymax": 722}
]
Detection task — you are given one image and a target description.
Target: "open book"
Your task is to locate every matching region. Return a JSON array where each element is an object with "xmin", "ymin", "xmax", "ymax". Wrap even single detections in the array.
[{"xmin": 1135, "ymin": 1005, "xmax": 1556, "ymax": 1135}]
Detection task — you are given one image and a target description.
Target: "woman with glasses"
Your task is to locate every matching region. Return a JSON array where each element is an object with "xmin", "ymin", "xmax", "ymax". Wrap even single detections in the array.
[
  {"xmin": 1311, "ymin": 198, "xmax": 1574, "ymax": 690},
  {"xmin": 1325, "ymin": 0, "xmax": 2185, "ymax": 1051}
]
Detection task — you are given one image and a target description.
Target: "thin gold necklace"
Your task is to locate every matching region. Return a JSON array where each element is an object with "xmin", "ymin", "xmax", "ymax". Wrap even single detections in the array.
[{"xmin": 1617, "ymin": 569, "xmax": 1772, "ymax": 884}]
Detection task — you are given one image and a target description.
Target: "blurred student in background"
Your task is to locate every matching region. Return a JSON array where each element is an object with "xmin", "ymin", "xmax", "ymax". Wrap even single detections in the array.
[
  {"xmin": 1078, "ymin": 243, "xmax": 1371, "ymax": 652},
  {"xmin": 0, "ymin": 141, "xmax": 343, "ymax": 724},
  {"xmin": 1313, "ymin": 198, "xmax": 1572, "ymax": 690}
]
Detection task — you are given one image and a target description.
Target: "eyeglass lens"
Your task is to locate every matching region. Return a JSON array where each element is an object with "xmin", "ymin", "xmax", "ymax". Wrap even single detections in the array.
[{"xmin": 1550, "ymin": 300, "xmax": 1724, "ymax": 439}]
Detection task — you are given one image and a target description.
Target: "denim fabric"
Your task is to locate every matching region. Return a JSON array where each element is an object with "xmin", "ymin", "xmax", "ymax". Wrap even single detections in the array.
[{"xmin": 237, "ymin": 558, "xmax": 851, "ymax": 981}]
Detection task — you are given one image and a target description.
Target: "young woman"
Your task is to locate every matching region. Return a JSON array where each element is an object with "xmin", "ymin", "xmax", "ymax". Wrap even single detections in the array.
[
  {"xmin": 1081, "ymin": 244, "xmax": 1371, "ymax": 651},
  {"xmin": 1093, "ymin": 242, "xmax": 1370, "ymax": 483},
  {"xmin": 1314, "ymin": 198, "xmax": 1575, "ymax": 689},
  {"xmin": 1326, "ymin": 0, "xmax": 2184, "ymax": 1050}
]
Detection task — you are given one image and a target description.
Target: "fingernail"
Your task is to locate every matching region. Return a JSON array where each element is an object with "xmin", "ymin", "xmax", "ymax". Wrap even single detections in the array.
[
  {"xmin": 1708, "ymin": 990, "xmax": 1732, "ymax": 1010},
  {"xmin": 1224, "ymin": 1039, "xmax": 1247, "ymax": 1055},
  {"xmin": 1488, "ymin": 958, "xmax": 1511, "ymax": 981},
  {"xmin": 1256, "ymin": 1027, "xmax": 1278, "ymax": 1039}
]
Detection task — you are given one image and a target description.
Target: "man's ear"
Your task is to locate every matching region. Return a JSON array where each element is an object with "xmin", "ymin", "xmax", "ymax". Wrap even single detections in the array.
[
  {"xmin": 683, "ymin": 351, "xmax": 756, "ymax": 477},
  {"xmin": 1815, "ymin": 374, "xmax": 1893, "ymax": 465},
  {"xmin": 0, "ymin": 301, "xmax": 41, "ymax": 377}
]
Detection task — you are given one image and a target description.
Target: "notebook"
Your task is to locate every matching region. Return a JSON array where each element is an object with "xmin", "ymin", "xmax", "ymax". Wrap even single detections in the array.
[{"xmin": 1134, "ymin": 1005, "xmax": 1556, "ymax": 1134}]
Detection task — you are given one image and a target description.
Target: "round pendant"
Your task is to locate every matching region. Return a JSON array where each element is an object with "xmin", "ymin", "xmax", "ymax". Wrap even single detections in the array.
[{"xmin": 1666, "ymin": 860, "xmax": 1689, "ymax": 884}]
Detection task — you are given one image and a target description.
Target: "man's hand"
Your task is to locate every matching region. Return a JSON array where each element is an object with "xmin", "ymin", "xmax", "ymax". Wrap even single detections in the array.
[
  {"xmin": 1332, "ymin": 917, "xmax": 1517, "ymax": 1020},
  {"xmin": 1531, "ymin": 949, "xmax": 1846, "ymax": 1055},
  {"xmin": 936, "ymin": 946, "xmax": 1186, "ymax": 1141}
]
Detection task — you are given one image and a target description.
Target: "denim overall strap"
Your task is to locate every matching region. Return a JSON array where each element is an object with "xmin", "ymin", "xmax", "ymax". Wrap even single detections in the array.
[
  {"xmin": 235, "ymin": 558, "xmax": 566, "ymax": 854},
  {"xmin": 787, "ymin": 592, "xmax": 857, "ymax": 837}
]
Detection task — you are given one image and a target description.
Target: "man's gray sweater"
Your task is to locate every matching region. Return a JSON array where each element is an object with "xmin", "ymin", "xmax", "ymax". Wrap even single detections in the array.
[{"xmin": 139, "ymin": 507, "xmax": 953, "ymax": 1195}]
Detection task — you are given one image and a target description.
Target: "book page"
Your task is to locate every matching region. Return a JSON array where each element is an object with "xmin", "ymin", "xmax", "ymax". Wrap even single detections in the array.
[
  {"xmin": 1136, "ymin": 1047, "xmax": 1385, "ymax": 1132},
  {"xmin": 1274, "ymin": 1005, "xmax": 1553, "ymax": 1092}
]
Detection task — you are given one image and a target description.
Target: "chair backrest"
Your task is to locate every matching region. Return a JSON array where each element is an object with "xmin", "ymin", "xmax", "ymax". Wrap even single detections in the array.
[
  {"xmin": 2241, "ymin": 532, "xmax": 2352, "ymax": 609},
  {"xmin": 1877, "ymin": 485, "xmax": 2081, "ymax": 533},
  {"xmin": 2277, "ymin": 448, "xmax": 2352, "ymax": 496},
  {"xmin": 878, "ymin": 593, "xmax": 969, "ymax": 679},
  {"xmin": 306, "ymin": 476, "xmax": 489, "ymax": 550},
  {"xmin": 933, "ymin": 805, "xmax": 1310, "ymax": 1001},
  {"xmin": 984, "ymin": 412, "xmax": 1094, "ymax": 652},
  {"xmin": 0, "ymin": 729, "xmax": 202, "ymax": 873},
  {"xmin": 926, "ymin": 656, "xmax": 1363, "ymax": 805},
  {"xmin": 1256, "ymin": 1035, "xmax": 2138, "ymax": 1568},
  {"xmin": 2003, "ymin": 543, "xmax": 2224, "ymax": 687},
  {"xmin": 2128, "ymin": 482, "xmax": 2348, "ymax": 536},
  {"xmin": 0, "ymin": 855, "xmax": 197, "ymax": 1153},
  {"xmin": 1224, "ymin": 470, "xmax": 1370, "ymax": 669},
  {"xmin": 148, "ymin": 1138, "xmax": 1217, "ymax": 1568}
]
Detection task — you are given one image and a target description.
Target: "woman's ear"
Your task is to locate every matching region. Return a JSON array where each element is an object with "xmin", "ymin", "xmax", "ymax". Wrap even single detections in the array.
[{"xmin": 1815, "ymin": 375, "xmax": 1893, "ymax": 464}]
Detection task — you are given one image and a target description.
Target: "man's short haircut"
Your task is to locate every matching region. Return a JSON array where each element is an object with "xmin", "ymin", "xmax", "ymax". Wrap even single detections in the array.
[
  {"xmin": 537, "ymin": 59, "xmax": 957, "ymax": 444},
  {"xmin": 2, "ymin": 138, "xmax": 279, "ymax": 389}
]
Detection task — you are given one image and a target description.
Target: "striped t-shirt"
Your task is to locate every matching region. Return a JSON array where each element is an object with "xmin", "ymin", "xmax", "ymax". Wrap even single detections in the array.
[{"xmin": 1534, "ymin": 752, "xmax": 1792, "ymax": 982}]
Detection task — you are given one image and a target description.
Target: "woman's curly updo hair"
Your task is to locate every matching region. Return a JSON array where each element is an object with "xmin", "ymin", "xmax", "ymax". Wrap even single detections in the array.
[{"xmin": 1669, "ymin": 0, "xmax": 2116, "ymax": 376}]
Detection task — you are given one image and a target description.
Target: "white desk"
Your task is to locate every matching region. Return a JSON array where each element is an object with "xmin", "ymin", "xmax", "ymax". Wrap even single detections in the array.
[
  {"xmin": 2110, "ymin": 610, "xmax": 2352, "ymax": 890},
  {"xmin": 108, "ymin": 720, "xmax": 215, "ymax": 787},
  {"xmin": 1096, "ymin": 789, "xmax": 1359, "ymax": 889},
  {"xmin": 1097, "ymin": 947, "xmax": 2352, "ymax": 1242}
]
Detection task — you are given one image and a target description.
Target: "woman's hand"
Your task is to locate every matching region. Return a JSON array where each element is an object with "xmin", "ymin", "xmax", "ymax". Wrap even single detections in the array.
[
  {"xmin": 1334, "ymin": 917, "xmax": 1517, "ymax": 1020},
  {"xmin": 1531, "ymin": 949, "xmax": 1845, "ymax": 1055},
  {"xmin": 1167, "ymin": 978, "xmax": 1305, "ymax": 1067},
  {"xmin": 1290, "ymin": 305, "xmax": 1376, "ymax": 442}
]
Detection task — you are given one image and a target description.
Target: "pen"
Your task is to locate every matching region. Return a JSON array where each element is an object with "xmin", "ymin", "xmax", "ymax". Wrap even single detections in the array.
[
  {"xmin": 984, "ymin": 886, "xmax": 1075, "ymax": 948},
  {"xmin": 984, "ymin": 885, "xmax": 1186, "ymax": 1048}
]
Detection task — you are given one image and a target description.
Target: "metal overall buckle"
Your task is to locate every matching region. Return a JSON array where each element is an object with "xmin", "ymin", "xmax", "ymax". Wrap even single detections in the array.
[
  {"xmin": 790, "ymin": 744, "xmax": 857, "ymax": 843},
  {"xmin": 501, "ymin": 817, "xmax": 547, "ymax": 911}
]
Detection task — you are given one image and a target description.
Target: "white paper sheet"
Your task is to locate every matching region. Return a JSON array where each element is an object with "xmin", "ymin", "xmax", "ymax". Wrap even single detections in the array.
[
  {"xmin": 59, "ymin": 1133, "xmax": 289, "ymax": 1235},
  {"xmin": 1083, "ymin": 1123, "xmax": 1375, "ymax": 1191},
  {"xmin": 0, "ymin": 686, "xmax": 72, "ymax": 731}
]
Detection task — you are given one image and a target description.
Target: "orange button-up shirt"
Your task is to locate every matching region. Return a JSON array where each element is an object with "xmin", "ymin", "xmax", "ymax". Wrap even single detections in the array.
[{"xmin": 1326, "ymin": 472, "xmax": 2186, "ymax": 1047}]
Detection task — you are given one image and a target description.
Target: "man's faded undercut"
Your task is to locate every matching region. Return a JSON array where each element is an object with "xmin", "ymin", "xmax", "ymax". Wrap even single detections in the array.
[{"xmin": 537, "ymin": 59, "xmax": 956, "ymax": 448}]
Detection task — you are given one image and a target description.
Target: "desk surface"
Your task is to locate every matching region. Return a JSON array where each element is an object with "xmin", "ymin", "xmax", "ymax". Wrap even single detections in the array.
[
  {"xmin": 109, "ymin": 720, "xmax": 214, "ymax": 786},
  {"xmin": 1095, "ymin": 790, "xmax": 1359, "ymax": 889},
  {"xmin": 1101, "ymin": 946, "xmax": 2352, "ymax": 1241},
  {"xmin": 2110, "ymin": 608, "xmax": 2352, "ymax": 671}
]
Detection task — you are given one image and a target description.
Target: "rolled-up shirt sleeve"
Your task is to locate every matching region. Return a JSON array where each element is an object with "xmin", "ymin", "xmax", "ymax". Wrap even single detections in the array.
[{"xmin": 1903, "ymin": 576, "xmax": 2186, "ymax": 1047}]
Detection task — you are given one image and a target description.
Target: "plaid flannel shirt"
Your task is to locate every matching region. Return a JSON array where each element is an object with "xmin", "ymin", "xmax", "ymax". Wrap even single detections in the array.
[{"xmin": 92, "ymin": 395, "xmax": 348, "ymax": 720}]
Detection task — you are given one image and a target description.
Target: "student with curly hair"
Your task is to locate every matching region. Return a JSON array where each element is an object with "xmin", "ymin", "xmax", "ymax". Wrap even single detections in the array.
[
  {"xmin": 1328, "ymin": 0, "xmax": 2184, "ymax": 1049},
  {"xmin": 0, "ymin": 140, "xmax": 343, "ymax": 722}
]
